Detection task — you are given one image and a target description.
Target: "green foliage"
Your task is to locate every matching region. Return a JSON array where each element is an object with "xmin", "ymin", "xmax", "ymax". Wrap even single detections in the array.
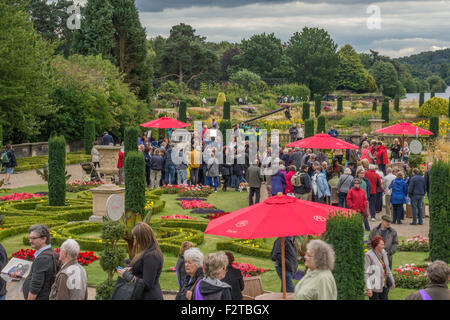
[
  {"xmin": 430, "ymin": 91, "xmax": 435, "ymax": 98},
  {"xmin": 394, "ymin": 94, "xmax": 400, "ymax": 112},
  {"xmin": 382, "ymin": 99, "xmax": 390, "ymax": 123},
  {"xmin": 0, "ymin": 0, "xmax": 56, "ymax": 143},
  {"xmin": 418, "ymin": 97, "xmax": 448, "ymax": 117},
  {"xmin": 448, "ymin": 98, "xmax": 450, "ymax": 118},
  {"xmin": 393, "ymin": 272, "xmax": 429, "ymax": 289},
  {"xmin": 84, "ymin": 120, "xmax": 96, "ymax": 155},
  {"xmin": 124, "ymin": 151, "xmax": 146, "ymax": 215},
  {"xmin": 324, "ymin": 211, "xmax": 365, "ymax": 300},
  {"xmin": 316, "ymin": 115, "xmax": 326, "ymax": 133},
  {"xmin": 124, "ymin": 126, "xmax": 139, "ymax": 154},
  {"xmin": 419, "ymin": 92, "xmax": 425, "ymax": 107},
  {"xmin": 428, "ymin": 160, "xmax": 450, "ymax": 263},
  {"xmin": 427, "ymin": 75, "xmax": 447, "ymax": 93},
  {"xmin": 370, "ymin": 61, "xmax": 400, "ymax": 98},
  {"xmin": 302, "ymin": 102, "xmax": 311, "ymax": 120},
  {"xmin": 314, "ymin": 95, "xmax": 322, "ymax": 117},
  {"xmin": 271, "ymin": 83, "xmax": 310, "ymax": 100},
  {"xmin": 408, "ymin": 154, "xmax": 424, "ymax": 170},
  {"xmin": 429, "ymin": 116, "xmax": 439, "ymax": 139},
  {"xmin": 48, "ymin": 135, "xmax": 66, "ymax": 206},
  {"xmin": 223, "ymin": 101, "xmax": 231, "ymax": 120},
  {"xmin": 287, "ymin": 27, "xmax": 339, "ymax": 95},
  {"xmin": 372, "ymin": 100, "xmax": 377, "ymax": 112},
  {"xmin": 229, "ymin": 69, "xmax": 261, "ymax": 90},
  {"xmin": 304, "ymin": 119, "xmax": 315, "ymax": 138},
  {"xmin": 215, "ymin": 92, "xmax": 226, "ymax": 107},
  {"xmin": 0, "ymin": 124, "xmax": 2, "ymax": 147},
  {"xmin": 96, "ymin": 279, "xmax": 116, "ymax": 300},
  {"xmin": 337, "ymin": 96, "xmax": 343, "ymax": 113},
  {"xmin": 336, "ymin": 44, "xmax": 368, "ymax": 92},
  {"xmin": 219, "ymin": 120, "xmax": 232, "ymax": 145},
  {"xmin": 178, "ymin": 101, "xmax": 187, "ymax": 123}
]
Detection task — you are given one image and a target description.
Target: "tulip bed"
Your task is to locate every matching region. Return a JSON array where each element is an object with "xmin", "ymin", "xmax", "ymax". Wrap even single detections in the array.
[
  {"xmin": 398, "ymin": 235, "xmax": 429, "ymax": 252},
  {"xmin": 0, "ymin": 192, "xmax": 47, "ymax": 201},
  {"xmin": 393, "ymin": 264, "xmax": 429, "ymax": 289},
  {"xmin": 11, "ymin": 248, "xmax": 98, "ymax": 266},
  {"xmin": 232, "ymin": 261, "xmax": 270, "ymax": 278}
]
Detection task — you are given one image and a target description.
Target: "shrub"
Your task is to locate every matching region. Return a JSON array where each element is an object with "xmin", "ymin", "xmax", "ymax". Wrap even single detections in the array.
[
  {"xmin": 219, "ymin": 119, "xmax": 232, "ymax": 145},
  {"xmin": 372, "ymin": 100, "xmax": 377, "ymax": 112},
  {"xmin": 418, "ymin": 97, "xmax": 448, "ymax": 117},
  {"xmin": 215, "ymin": 92, "xmax": 226, "ymax": 107},
  {"xmin": 394, "ymin": 94, "xmax": 400, "ymax": 112},
  {"xmin": 48, "ymin": 135, "xmax": 66, "ymax": 206},
  {"xmin": 429, "ymin": 160, "xmax": 450, "ymax": 263},
  {"xmin": 314, "ymin": 95, "xmax": 321, "ymax": 117},
  {"xmin": 178, "ymin": 101, "xmax": 187, "ymax": 123},
  {"xmin": 124, "ymin": 151, "xmax": 146, "ymax": 215},
  {"xmin": 302, "ymin": 102, "xmax": 310, "ymax": 120},
  {"xmin": 419, "ymin": 92, "xmax": 425, "ymax": 107},
  {"xmin": 430, "ymin": 91, "xmax": 435, "ymax": 98},
  {"xmin": 83, "ymin": 119, "xmax": 96, "ymax": 155},
  {"xmin": 272, "ymin": 83, "xmax": 310, "ymax": 100},
  {"xmin": 0, "ymin": 124, "xmax": 3, "ymax": 147},
  {"xmin": 124, "ymin": 126, "xmax": 138, "ymax": 154},
  {"xmin": 337, "ymin": 96, "xmax": 343, "ymax": 113},
  {"xmin": 324, "ymin": 210, "xmax": 365, "ymax": 300},
  {"xmin": 429, "ymin": 116, "xmax": 439, "ymax": 139},
  {"xmin": 381, "ymin": 98, "xmax": 390, "ymax": 123},
  {"xmin": 316, "ymin": 115, "xmax": 326, "ymax": 133},
  {"xmin": 304, "ymin": 119, "xmax": 314, "ymax": 138},
  {"xmin": 223, "ymin": 101, "xmax": 231, "ymax": 120}
]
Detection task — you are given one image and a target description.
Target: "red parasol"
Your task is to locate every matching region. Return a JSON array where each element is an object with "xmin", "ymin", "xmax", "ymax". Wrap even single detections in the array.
[
  {"xmin": 205, "ymin": 194, "xmax": 355, "ymax": 298},
  {"xmin": 140, "ymin": 117, "xmax": 190, "ymax": 129},
  {"xmin": 375, "ymin": 122, "xmax": 434, "ymax": 136},
  {"xmin": 286, "ymin": 133, "xmax": 359, "ymax": 149}
]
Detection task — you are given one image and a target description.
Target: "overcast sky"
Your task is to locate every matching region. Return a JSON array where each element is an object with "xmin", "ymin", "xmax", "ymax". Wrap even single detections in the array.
[{"xmin": 129, "ymin": 0, "xmax": 450, "ymax": 59}]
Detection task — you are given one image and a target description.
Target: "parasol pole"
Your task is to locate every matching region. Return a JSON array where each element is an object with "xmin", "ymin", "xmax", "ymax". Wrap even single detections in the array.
[{"xmin": 281, "ymin": 236, "xmax": 287, "ymax": 299}]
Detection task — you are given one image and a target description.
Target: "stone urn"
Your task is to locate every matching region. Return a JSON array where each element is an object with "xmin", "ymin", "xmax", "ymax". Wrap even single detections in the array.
[
  {"xmin": 368, "ymin": 119, "xmax": 385, "ymax": 134},
  {"xmin": 89, "ymin": 146, "xmax": 125, "ymax": 222}
]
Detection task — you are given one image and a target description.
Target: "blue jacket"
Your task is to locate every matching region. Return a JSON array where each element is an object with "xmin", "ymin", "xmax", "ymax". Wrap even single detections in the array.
[
  {"xmin": 408, "ymin": 174, "xmax": 426, "ymax": 197},
  {"xmin": 389, "ymin": 178, "xmax": 408, "ymax": 204},
  {"xmin": 316, "ymin": 172, "xmax": 330, "ymax": 199},
  {"xmin": 271, "ymin": 170, "xmax": 286, "ymax": 195},
  {"xmin": 150, "ymin": 155, "xmax": 163, "ymax": 171},
  {"xmin": 164, "ymin": 148, "xmax": 175, "ymax": 167},
  {"xmin": 328, "ymin": 129, "xmax": 339, "ymax": 138},
  {"xmin": 101, "ymin": 134, "xmax": 114, "ymax": 146}
]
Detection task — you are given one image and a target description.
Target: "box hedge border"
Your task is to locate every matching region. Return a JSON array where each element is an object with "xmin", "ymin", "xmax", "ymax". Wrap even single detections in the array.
[{"xmin": 216, "ymin": 239, "xmax": 271, "ymax": 258}]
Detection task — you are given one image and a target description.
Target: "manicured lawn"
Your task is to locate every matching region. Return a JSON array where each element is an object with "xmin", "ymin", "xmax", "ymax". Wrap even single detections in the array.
[{"xmin": 0, "ymin": 187, "xmax": 432, "ymax": 299}]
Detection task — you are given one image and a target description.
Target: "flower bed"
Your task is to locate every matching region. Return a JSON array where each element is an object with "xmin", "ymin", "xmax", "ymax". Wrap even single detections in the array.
[
  {"xmin": 398, "ymin": 235, "xmax": 429, "ymax": 252},
  {"xmin": 161, "ymin": 185, "xmax": 212, "ymax": 197},
  {"xmin": 393, "ymin": 264, "xmax": 429, "ymax": 289},
  {"xmin": 232, "ymin": 261, "xmax": 269, "ymax": 278},
  {"xmin": 189, "ymin": 208, "xmax": 225, "ymax": 214},
  {"xmin": 66, "ymin": 180, "xmax": 103, "ymax": 193},
  {"xmin": 204, "ymin": 211, "xmax": 231, "ymax": 220},
  {"xmin": 180, "ymin": 200, "xmax": 213, "ymax": 210},
  {"xmin": 217, "ymin": 239, "xmax": 272, "ymax": 259},
  {"xmin": 0, "ymin": 192, "xmax": 47, "ymax": 201},
  {"xmin": 11, "ymin": 248, "xmax": 98, "ymax": 266},
  {"xmin": 160, "ymin": 214, "xmax": 197, "ymax": 221}
]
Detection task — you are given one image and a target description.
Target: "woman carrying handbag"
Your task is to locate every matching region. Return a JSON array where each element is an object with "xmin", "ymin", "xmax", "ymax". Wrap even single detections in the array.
[{"xmin": 114, "ymin": 223, "xmax": 164, "ymax": 300}]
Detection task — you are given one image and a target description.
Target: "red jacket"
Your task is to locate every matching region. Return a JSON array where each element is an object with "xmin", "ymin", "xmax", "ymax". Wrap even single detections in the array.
[
  {"xmin": 117, "ymin": 150, "xmax": 124, "ymax": 168},
  {"xmin": 364, "ymin": 170, "xmax": 381, "ymax": 194},
  {"xmin": 346, "ymin": 187, "xmax": 367, "ymax": 213},
  {"xmin": 285, "ymin": 171, "xmax": 295, "ymax": 194},
  {"xmin": 376, "ymin": 145, "xmax": 389, "ymax": 165}
]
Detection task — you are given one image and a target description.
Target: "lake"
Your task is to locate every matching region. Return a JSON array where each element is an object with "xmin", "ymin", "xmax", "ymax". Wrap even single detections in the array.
[{"xmin": 405, "ymin": 87, "xmax": 450, "ymax": 100}]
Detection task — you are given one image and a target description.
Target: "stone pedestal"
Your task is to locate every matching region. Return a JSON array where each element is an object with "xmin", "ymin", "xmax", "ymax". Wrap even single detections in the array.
[
  {"xmin": 89, "ymin": 146, "xmax": 125, "ymax": 222},
  {"xmin": 368, "ymin": 119, "xmax": 385, "ymax": 134}
]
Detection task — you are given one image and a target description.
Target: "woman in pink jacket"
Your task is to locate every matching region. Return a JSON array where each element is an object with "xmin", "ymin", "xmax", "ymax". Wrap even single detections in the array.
[
  {"xmin": 360, "ymin": 141, "xmax": 372, "ymax": 163},
  {"xmin": 285, "ymin": 165, "xmax": 296, "ymax": 196}
]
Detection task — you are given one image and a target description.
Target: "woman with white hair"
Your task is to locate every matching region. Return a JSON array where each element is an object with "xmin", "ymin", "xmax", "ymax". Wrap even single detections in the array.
[
  {"xmin": 406, "ymin": 260, "xmax": 450, "ymax": 300},
  {"xmin": 176, "ymin": 248, "xmax": 204, "ymax": 300},
  {"xmin": 49, "ymin": 239, "xmax": 88, "ymax": 300},
  {"xmin": 337, "ymin": 167, "xmax": 354, "ymax": 208},
  {"xmin": 193, "ymin": 252, "xmax": 232, "ymax": 300},
  {"xmin": 294, "ymin": 240, "xmax": 337, "ymax": 300}
]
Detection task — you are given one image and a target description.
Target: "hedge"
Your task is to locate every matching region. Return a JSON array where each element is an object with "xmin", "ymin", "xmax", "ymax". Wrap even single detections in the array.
[
  {"xmin": 324, "ymin": 211, "xmax": 365, "ymax": 300},
  {"xmin": 124, "ymin": 151, "xmax": 146, "ymax": 215},
  {"xmin": 48, "ymin": 134, "xmax": 66, "ymax": 206},
  {"xmin": 216, "ymin": 239, "xmax": 271, "ymax": 258},
  {"xmin": 84, "ymin": 119, "xmax": 96, "ymax": 155},
  {"xmin": 381, "ymin": 98, "xmax": 390, "ymax": 123},
  {"xmin": 15, "ymin": 152, "xmax": 91, "ymax": 172},
  {"xmin": 316, "ymin": 115, "xmax": 326, "ymax": 134},
  {"xmin": 304, "ymin": 118, "xmax": 314, "ymax": 138},
  {"xmin": 124, "ymin": 126, "xmax": 139, "ymax": 154},
  {"xmin": 337, "ymin": 97, "xmax": 343, "ymax": 113},
  {"xmin": 302, "ymin": 102, "xmax": 310, "ymax": 120},
  {"xmin": 314, "ymin": 95, "xmax": 321, "ymax": 117},
  {"xmin": 429, "ymin": 116, "xmax": 439, "ymax": 139},
  {"xmin": 179, "ymin": 101, "xmax": 187, "ymax": 123},
  {"xmin": 223, "ymin": 101, "xmax": 231, "ymax": 120}
]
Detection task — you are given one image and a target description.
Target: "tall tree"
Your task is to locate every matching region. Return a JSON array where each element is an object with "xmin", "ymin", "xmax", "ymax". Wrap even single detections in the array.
[
  {"xmin": 370, "ymin": 61, "xmax": 400, "ymax": 97},
  {"xmin": 160, "ymin": 23, "xmax": 219, "ymax": 89},
  {"xmin": 0, "ymin": 0, "xmax": 56, "ymax": 143},
  {"xmin": 287, "ymin": 27, "xmax": 339, "ymax": 96},
  {"xmin": 220, "ymin": 45, "xmax": 241, "ymax": 80},
  {"xmin": 335, "ymin": 44, "xmax": 367, "ymax": 92}
]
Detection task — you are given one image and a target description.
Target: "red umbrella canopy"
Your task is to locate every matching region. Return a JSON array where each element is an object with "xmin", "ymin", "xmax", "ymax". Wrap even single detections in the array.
[
  {"xmin": 204, "ymin": 194, "xmax": 355, "ymax": 239},
  {"xmin": 140, "ymin": 117, "xmax": 190, "ymax": 129},
  {"xmin": 375, "ymin": 122, "xmax": 434, "ymax": 136},
  {"xmin": 285, "ymin": 133, "xmax": 359, "ymax": 149}
]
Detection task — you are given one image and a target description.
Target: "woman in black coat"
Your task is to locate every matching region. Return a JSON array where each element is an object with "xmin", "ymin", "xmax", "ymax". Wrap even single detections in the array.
[
  {"xmin": 222, "ymin": 252, "xmax": 244, "ymax": 300},
  {"xmin": 117, "ymin": 223, "xmax": 164, "ymax": 300}
]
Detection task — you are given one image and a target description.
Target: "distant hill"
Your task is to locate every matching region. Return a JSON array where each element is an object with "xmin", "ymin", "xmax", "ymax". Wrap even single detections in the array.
[{"xmin": 396, "ymin": 48, "xmax": 450, "ymax": 85}]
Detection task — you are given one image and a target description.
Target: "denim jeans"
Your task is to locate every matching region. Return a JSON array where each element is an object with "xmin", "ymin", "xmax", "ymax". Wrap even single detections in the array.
[
  {"xmin": 0, "ymin": 295, "xmax": 5, "ymax": 300},
  {"xmin": 338, "ymin": 192, "xmax": 347, "ymax": 208},
  {"xmin": 369, "ymin": 194, "xmax": 377, "ymax": 219},
  {"xmin": 274, "ymin": 261, "xmax": 295, "ymax": 293},
  {"xmin": 392, "ymin": 204, "xmax": 403, "ymax": 224},
  {"xmin": 410, "ymin": 195, "xmax": 424, "ymax": 224},
  {"xmin": 202, "ymin": 166, "xmax": 208, "ymax": 185},
  {"xmin": 177, "ymin": 169, "xmax": 187, "ymax": 185},
  {"xmin": 206, "ymin": 176, "xmax": 218, "ymax": 191},
  {"xmin": 189, "ymin": 167, "xmax": 199, "ymax": 185},
  {"xmin": 164, "ymin": 165, "xmax": 176, "ymax": 185}
]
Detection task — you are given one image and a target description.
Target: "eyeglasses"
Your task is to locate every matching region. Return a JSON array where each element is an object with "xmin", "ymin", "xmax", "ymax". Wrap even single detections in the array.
[{"xmin": 28, "ymin": 236, "xmax": 42, "ymax": 240}]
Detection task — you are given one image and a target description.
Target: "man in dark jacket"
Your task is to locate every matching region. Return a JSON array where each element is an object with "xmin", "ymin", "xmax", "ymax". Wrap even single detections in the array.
[
  {"xmin": 149, "ymin": 150, "xmax": 163, "ymax": 189},
  {"xmin": 328, "ymin": 126, "xmax": 338, "ymax": 138},
  {"xmin": 290, "ymin": 148, "xmax": 304, "ymax": 171},
  {"xmin": 289, "ymin": 125, "xmax": 298, "ymax": 143},
  {"xmin": 164, "ymin": 144, "xmax": 176, "ymax": 185},
  {"xmin": 101, "ymin": 131, "xmax": 114, "ymax": 145},
  {"xmin": 20, "ymin": 225, "xmax": 59, "ymax": 300},
  {"xmin": 2, "ymin": 144, "xmax": 17, "ymax": 186},
  {"xmin": 0, "ymin": 243, "xmax": 7, "ymax": 300},
  {"xmin": 293, "ymin": 165, "xmax": 312, "ymax": 200},
  {"xmin": 408, "ymin": 168, "xmax": 426, "ymax": 225},
  {"xmin": 246, "ymin": 160, "xmax": 263, "ymax": 205},
  {"xmin": 271, "ymin": 236, "xmax": 298, "ymax": 293},
  {"xmin": 369, "ymin": 215, "xmax": 398, "ymax": 270}
]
